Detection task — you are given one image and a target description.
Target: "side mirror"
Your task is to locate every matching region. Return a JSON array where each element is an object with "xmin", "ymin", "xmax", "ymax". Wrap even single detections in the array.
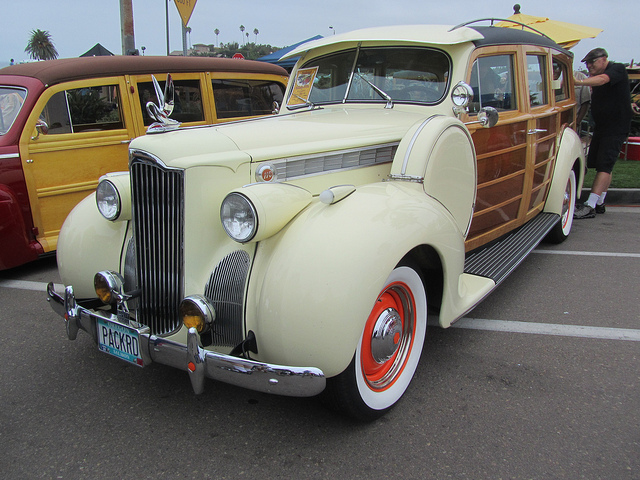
[
  {"xmin": 477, "ymin": 106, "xmax": 499, "ymax": 128},
  {"xmin": 31, "ymin": 118, "xmax": 49, "ymax": 140},
  {"xmin": 465, "ymin": 106, "xmax": 499, "ymax": 128}
]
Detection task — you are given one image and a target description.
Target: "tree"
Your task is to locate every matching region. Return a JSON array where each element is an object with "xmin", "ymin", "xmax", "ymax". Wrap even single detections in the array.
[
  {"xmin": 213, "ymin": 41, "xmax": 278, "ymax": 60},
  {"xmin": 25, "ymin": 29, "xmax": 58, "ymax": 61},
  {"xmin": 214, "ymin": 28, "xmax": 220, "ymax": 47},
  {"xmin": 253, "ymin": 28, "xmax": 259, "ymax": 42},
  {"xmin": 239, "ymin": 25, "xmax": 245, "ymax": 44}
]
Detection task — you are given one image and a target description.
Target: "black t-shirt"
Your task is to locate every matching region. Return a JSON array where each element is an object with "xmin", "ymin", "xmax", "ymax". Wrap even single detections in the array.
[{"xmin": 591, "ymin": 62, "xmax": 633, "ymax": 135}]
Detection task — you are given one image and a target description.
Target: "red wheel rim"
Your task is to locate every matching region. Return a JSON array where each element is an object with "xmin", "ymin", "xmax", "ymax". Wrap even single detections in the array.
[{"xmin": 360, "ymin": 281, "xmax": 416, "ymax": 391}]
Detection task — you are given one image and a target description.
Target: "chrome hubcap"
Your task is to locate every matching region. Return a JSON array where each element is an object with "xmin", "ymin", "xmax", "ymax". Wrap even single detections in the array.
[{"xmin": 370, "ymin": 307, "xmax": 402, "ymax": 364}]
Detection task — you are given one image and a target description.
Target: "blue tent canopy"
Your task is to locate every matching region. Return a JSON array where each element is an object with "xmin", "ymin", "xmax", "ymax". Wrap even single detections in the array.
[{"xmin": 257, "ymin": 35, "xmax": 322, "ymax": 71}]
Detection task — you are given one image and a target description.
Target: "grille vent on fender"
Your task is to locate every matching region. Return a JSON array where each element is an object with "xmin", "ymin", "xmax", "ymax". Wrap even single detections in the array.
[
  {"xmin": 204, "ymin": 250, "xmax": 250, "ymax": 347},
  {"xmin": 269, "ymin": 143, "xmax": 398, "ymax": 181}
]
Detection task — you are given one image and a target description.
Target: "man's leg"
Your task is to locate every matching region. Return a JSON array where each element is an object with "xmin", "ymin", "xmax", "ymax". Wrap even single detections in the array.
[
  {"xmin": 575, "ymin": 134, "xmax": 624, "ymax": 219},
  {"xmin": 591, "ymin": 171, "xmax": 612, "ymax": 197}
]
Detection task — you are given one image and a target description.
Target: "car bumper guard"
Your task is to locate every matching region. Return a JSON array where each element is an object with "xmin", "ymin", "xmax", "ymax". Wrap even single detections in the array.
[{"xmin": 47, "ymin": 283, "xmax": 325, "ymax": 397}]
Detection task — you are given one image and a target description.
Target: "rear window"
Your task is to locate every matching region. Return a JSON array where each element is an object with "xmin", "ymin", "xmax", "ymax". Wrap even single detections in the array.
[
  {"xmin": 138, "ymin": 78, "xmax": 204, "ymax": 126},
  {"xmin": 552, "ymin": 58, "xmax": 570, "ymax": 102},
  {"xmin": 0, "ymin": 87, "xmax": 27, "ymax": 135},
  {"xmin": 469, "ymin": 55, "xmax": 517, "ymax": 113},
  {"xmin": 212, "ymin": 79, "xmax": 285, "ymax": 119}
]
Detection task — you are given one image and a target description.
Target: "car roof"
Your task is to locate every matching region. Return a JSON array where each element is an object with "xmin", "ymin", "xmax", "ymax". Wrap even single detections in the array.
[
  {"xmin": 0, "ymin": 56, "xmax": 287, "ymax": 86},
  {"xmin": 282, "ymin": 24, "xmax": 570, "ymax": 60},
  {"xmin": 469, "ymin": 26, "xmax": 569, "ymax": 53}
]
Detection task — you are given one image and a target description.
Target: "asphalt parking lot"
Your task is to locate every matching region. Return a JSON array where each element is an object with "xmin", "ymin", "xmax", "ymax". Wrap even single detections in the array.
[{"xmin": 1, "ymin": 206, "xmax": 638, "ymax": 479}]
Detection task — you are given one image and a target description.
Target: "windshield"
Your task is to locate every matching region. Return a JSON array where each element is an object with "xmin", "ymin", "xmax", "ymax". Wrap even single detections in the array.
[
  {"xmin": 291, "ymin": 47, "xmax": 451, "ymax": 108},
  {"xmin": 0, "ymin": 87, "xmax": 27, "ymax": 135}
]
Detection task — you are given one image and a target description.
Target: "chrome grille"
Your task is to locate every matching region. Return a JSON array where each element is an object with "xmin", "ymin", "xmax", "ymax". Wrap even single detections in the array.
[
  {"xmin": 130, "ymin": 152, "xmax": 184, "ymax": 335},
  {"xmin": 204, "ymin": 251, "xmax": 250, "ymax": 347}
]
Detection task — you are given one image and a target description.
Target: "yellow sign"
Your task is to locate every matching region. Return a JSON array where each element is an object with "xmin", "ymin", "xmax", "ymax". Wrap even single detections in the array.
[
  {"xmin": 174, "ymin": 0, "xmax": 197, "ymax": 26},
  {"xmin": 287, "ymin": 67, "xmax": 318, "ymax": 107}
]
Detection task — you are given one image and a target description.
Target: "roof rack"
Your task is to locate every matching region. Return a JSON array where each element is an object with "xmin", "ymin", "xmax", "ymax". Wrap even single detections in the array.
[{"xmin": 449, "ymin": 18, "xmax": 553, "ymax": 43}]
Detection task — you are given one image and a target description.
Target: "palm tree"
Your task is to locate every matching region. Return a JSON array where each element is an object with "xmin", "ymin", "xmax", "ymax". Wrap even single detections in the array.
[
  {"xmin": 239, "ymin": 25, "xmax": 245, "ymax": 44},
  {"xmin": 214, "ymin": 28, "xmax": 220, "ymax": 47},
  {"xmin": 253, "ymin": 28, "xmax": 259, "ymax": 42},
  {"xmin": 25, "ymin": 29, "xmax": 58, "ymax": 60}
]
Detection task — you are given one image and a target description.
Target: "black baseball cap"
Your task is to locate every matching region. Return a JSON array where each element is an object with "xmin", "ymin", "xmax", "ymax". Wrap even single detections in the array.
[{"xmin": 581, "ymin": 48, "xmax": 608, "ymax": 63}]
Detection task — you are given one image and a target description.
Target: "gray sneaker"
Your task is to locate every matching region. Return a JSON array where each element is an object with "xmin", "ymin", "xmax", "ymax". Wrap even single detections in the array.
[
  {"xmin": 595, "ymin": 203, "xmax": 606, "ymax": 214},
  {"xmin": 574, "ymin": 204, "xmax": 596, "ymax": 219}
]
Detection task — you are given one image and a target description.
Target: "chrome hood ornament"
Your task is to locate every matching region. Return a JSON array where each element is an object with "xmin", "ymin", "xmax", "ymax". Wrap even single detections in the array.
[{"xmin": 146, "ymin": 74, "xmax": 181, "ymax": 134}]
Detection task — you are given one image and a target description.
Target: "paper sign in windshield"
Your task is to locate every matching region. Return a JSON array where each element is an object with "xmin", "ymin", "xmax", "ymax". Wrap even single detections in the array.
[{"xmin": 287, "ymin": 67, "xmax": 318, "ymax": 107}]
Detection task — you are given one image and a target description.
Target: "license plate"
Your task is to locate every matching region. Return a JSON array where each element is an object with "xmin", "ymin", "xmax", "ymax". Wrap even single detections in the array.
[{"xmin": 97, "ymin": 317, "xmax": 144, "ymax": 366}]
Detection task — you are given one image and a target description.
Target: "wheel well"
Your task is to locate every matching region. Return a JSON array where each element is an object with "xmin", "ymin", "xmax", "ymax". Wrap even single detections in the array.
[{"xmin": 401, "ymin": 245, "xmax": 443, "ymax": 325}]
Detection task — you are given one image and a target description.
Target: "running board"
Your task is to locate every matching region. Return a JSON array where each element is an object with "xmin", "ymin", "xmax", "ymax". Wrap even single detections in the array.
[{"xmin": 464, "ymin": 213, "xmax": 560, "ymax": 285}]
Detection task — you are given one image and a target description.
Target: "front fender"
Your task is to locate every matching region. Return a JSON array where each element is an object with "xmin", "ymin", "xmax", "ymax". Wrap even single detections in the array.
[
  {"xmin": 391, "ymin": 115, "xmax": 476, "ymax": 237},
  {"xmin": 545, "ymin": 126, "xmax": 585, "ymax": 215},
  {"xmin": 57, "ymin": 193, "xmax": 129, "ymax": 297},
  {"xmin": 246, "ymin": 181, "xmax": 465, "ymax": 377},
  {"xmin": 0, "ymin": 185, "xmax": 41, "ymax": 270}
]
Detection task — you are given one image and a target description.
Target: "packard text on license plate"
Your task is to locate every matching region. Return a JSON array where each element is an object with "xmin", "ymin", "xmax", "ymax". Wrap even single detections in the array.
[{"xmin": 97, "ymin": 317, "xmax": 144, "ymax": 366}]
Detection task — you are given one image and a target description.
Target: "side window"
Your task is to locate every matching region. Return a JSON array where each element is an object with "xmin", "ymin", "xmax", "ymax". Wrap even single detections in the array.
[
  {"xmin": 0, "ymin": 87, "xmax": 27, "ymax": 135},
  {"xmin": 138, "ymin": 79, "xmax": 204, "ymax": 126},
  {"xmin": 40, "ymin": 85, "xmax": 124, "ymax": 135},
  {"xmin": 469, "ymin": 55, "xmax": 516, "ymax": 113},
  {"xmin": 212, "ymin": 79, "xmax": 285, "ymax": 119},
  {"xmin": 527, "ymin": 55, "xmax": 548, "ymax": 107},
  {"xmin": 40, "ymin": 91, "xmax": 71, "ymax": 134},
  {"xmin": 552, "ymin": 58, "xmax": 569, "ymax": 102}
]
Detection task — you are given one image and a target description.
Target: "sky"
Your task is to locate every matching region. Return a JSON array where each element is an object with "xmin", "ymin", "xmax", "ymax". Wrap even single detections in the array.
[{"xmin": 1, "ymin": 0, "xmax": 637, "ymax": 70}]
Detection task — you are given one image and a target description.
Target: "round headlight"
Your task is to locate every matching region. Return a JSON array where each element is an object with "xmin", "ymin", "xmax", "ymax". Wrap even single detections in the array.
[
  {"xmin": 220, "ymin": 192, "xmax": 258, "ymax": 243},
  {"xmin": 96, "ymin": 180, "xmax": 121, "ymax": 220}
]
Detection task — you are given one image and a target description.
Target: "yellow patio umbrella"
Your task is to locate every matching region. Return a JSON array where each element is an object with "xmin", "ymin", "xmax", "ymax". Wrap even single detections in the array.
[{"xmin": 496, "ymin": 4, "xmax": 603, "ymax": 49}]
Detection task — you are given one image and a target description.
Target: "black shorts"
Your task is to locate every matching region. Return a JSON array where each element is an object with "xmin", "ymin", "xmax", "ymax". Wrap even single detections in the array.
[{"xmin": 587, "ymin": 133, "xmax": 627, "ymax": 174}]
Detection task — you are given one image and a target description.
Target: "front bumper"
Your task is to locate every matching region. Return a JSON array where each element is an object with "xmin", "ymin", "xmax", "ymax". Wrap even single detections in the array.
[{"xmin": 47, "ymin": 283, "xmax": 325, "ymax": 397}]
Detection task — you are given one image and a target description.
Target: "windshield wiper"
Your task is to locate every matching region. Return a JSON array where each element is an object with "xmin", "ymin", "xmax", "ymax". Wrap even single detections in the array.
[
  {"xmin": 288, "ymin": 94, "xmax": 318, "ymax": 111},
  {"xmin": 353, "ymin": 71, "xmax": 394, "ymax": 109}
]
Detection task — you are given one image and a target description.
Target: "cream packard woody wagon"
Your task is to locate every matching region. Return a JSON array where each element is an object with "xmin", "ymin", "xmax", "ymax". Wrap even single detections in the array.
[{"xmin": 47, "ymin": 22, "xmax": 585, "ymax": 420}]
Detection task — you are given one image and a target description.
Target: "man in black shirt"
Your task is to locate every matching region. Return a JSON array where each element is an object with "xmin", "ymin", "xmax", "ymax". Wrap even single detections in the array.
[{"xmin": 574, "ymin": 48, "xmax": 633, "ymax": 219}]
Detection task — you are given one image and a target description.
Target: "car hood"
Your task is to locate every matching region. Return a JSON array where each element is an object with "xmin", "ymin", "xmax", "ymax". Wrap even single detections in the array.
[{"xmin": 129, "ymin": 107, "xmax": 431, "ymax": 170}]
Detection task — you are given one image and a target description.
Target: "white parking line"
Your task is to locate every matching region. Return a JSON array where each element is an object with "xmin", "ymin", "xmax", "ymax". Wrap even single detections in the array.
[
  {"xmin": 453, "ymin": 318, "xmax": 640, "ymax": 341},
  {"xmin": 0, "ymin": 279, "xmax": 63, "ymax": 292},
  {"xmin": 3, "ymin": 279, "xmax": 639, "ymax": 342},
  {"xmin": 534, "ymin": 250, "xmax": 640, "ymax": 258}
]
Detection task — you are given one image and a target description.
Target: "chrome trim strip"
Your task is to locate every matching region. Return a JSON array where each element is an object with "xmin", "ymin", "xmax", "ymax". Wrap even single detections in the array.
[
  {"xmin": 401, "ymin": 115, "xmax": 440, "ymax": 175},
  {"xmin": 387, "ymin": 174, "xmax": 424, "ymax": 183},
  {"xmin": 47, "ymin": 283, "xmax": 326, "ymax": 397},
  {"xmin": 0, "ymin": 153, "xmax": 20, "ymax": 159}
]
